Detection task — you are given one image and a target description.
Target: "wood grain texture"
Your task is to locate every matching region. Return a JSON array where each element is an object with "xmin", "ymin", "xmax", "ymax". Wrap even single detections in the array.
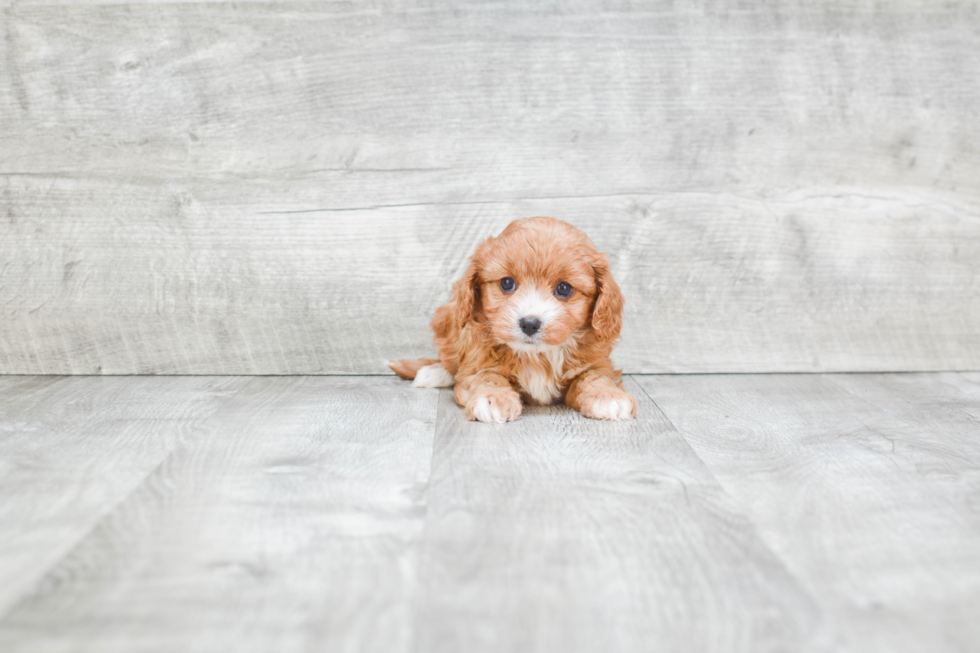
[
  {"xmin": 3, "ymin": 181, "xmax": 978, "ymax": 375},
  {"xmin": 1, "ymin": 374, "xmax": 977, "ymax": 651},
  {"xmin": 414, "ymin": 377, "xmax": 834, "ymax": 653},
  {"xmin": 0, "ymin": 376, "xmax": 439, "ymax": 653},
  {"xmin": 0, "ymin": 375, "xmax": 247, "ymax": 614},
  {"xmin": 2, "ymin": 1, "xmax": 980, "ymax": 374},
  {"xmin": 635, "ymin": 374, "xmax": 980, "ymax": 653}
]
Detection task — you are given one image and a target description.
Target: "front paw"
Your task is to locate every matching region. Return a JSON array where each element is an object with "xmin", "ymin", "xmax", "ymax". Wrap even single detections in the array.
[
  {"xmin": 579, "ymin": 388, "xmax": 636, "ymax": 421},
  {"xmin": 466, "ymin": 389, "xmax": 523, "ymax": 423}
]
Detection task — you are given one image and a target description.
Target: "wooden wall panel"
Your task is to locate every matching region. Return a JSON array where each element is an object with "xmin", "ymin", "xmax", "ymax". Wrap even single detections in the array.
[{"xmin": 2, "ymin": 1, "xmax": 978, "ymax": 373}]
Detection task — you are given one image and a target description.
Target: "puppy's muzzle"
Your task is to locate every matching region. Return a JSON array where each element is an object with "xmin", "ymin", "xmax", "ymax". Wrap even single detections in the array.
[{"xmin": 519, "ymin": 317, "xmax": 542, "ymax": 337}]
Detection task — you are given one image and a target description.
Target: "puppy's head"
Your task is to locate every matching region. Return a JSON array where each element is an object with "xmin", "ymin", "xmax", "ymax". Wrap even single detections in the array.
[{"xmin": 452, "ymin": 217, "xmax": 624, "ymax": 352}]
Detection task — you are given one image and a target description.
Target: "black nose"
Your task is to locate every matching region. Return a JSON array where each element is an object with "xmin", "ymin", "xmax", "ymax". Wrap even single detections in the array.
[{"xmin": 519, "ymin": 317, "xmax": 542, "ymax": 336}]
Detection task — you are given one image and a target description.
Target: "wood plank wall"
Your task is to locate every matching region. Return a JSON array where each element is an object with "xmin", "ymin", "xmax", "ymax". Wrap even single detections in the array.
[{"xmin": 2, "ymin": 1, "xmax": 978, "ymax": 374}]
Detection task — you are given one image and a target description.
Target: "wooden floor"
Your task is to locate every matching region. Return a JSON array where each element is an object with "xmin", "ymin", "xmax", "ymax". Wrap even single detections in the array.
[{"xmin": 0, "ymin": 373, "xmax": 977, "ymax": 653}]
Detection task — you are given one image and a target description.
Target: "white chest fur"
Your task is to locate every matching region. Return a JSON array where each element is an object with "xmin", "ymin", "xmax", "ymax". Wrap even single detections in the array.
[{"xmin": 517, "ymin": 347, "xmax": 565, "ymax": 405}]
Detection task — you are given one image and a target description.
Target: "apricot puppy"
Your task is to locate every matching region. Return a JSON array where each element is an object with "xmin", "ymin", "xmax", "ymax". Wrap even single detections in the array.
[{"xmin": 389, "ymin": 216, "xmax": 636, "ymax": 423}]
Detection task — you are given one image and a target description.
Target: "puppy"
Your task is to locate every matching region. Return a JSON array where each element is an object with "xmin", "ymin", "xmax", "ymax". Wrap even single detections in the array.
[{"xmin": 389, "ymin": 216, "xmax": 636, "ymax": 423}]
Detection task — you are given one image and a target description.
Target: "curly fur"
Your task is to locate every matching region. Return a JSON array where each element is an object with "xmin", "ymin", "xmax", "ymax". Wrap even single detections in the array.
[{"xmin": 389, "ymin": 217, "xmax": 636, "ymax": 423}]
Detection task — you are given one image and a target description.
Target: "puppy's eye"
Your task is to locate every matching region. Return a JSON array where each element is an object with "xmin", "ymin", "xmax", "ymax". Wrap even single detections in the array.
[
  {"xmin": 500, "ymin": 277, "xmax": 516, "ymax": 292},
  {"xmin": 555, "ymin": 281, "xmax": 573, "ymax": 297}
]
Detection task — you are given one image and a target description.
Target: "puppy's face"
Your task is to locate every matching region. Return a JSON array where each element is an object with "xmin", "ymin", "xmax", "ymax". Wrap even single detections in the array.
[
  {"xmin": 464, "ymin": 217, "xmax": 621, "ymax": 353},
  {"xmin": 481, "ymin": 254, "xmax": 596, "ymax": 352}
]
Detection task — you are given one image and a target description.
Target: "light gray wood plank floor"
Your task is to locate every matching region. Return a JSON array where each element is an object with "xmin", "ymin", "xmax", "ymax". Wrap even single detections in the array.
[{"xmin": 0, "ymin": 374, "xmax": 977, "ymax": 652}]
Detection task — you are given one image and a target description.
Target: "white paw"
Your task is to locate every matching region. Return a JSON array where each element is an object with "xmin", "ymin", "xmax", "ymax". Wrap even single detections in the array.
[
  {"xmin": 587, "ymin": 396, "xmax": 635, "ymax": 421},
  {"xmin": 469, "ymin": 396, "xmax": 522, "ymax": 423},
  {"xmin": 471, "ymin": 397, "xmax": 505, "ymax": 423},
  {"xmin": 412, "ymin": 363, "xmax": 455, "ymax": 388}
]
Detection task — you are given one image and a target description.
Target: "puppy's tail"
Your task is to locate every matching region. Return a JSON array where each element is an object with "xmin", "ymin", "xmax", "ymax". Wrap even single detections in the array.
[
  {"xmin": 387, "ymin": 357, "xmax": 439, "ymax": 380},
  {"xmin": 387, "ymin": 358, "xmax": 455, "ymax": 388}
]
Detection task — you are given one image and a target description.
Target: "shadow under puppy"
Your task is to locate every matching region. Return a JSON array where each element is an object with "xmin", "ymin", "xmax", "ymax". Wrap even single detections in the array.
[{"xmin": 389, "ymin": 216, "xmax": 636, "ymax": 423}]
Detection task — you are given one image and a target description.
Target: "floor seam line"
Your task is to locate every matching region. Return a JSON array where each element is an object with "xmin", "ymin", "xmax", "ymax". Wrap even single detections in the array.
[
  {"xmin": 627, "ymin": 375, "xmax": 835, "ymax": 633},
  {"xmin": 408, "ymin": 387, "xmax": 445, "ymax": 653},
  {"xmin": 822, "ymin": 372, "xmax": 980, "ymax": 437},
  {"xmin": 0, "ymin": 378, "xmax": 255, "ymax": 623}
]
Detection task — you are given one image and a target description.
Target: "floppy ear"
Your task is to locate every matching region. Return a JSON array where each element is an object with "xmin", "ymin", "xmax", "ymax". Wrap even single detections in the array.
[
  {"xmin": 590, "ymin": 253, "xmax": 624, "ymax": 344},
  {"xmin": 449, "ymin": 258, "xmax": 482, "ymax": 331}
]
